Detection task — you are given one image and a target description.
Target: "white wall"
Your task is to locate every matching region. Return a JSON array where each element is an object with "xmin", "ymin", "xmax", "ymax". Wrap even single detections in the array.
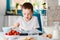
[
  {"xmin": 47, "ymin": 0, "xmax": 60, "ymax": 26},
  {"xmin": 0, "ymin": 0, "xmax": 6, "ymax": 31}
]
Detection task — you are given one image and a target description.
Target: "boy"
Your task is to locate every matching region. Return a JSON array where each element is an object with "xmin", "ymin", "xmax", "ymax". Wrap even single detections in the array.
[{"xmin": 12, "ymin": 2, "xmax": 39, "ymax": 31}]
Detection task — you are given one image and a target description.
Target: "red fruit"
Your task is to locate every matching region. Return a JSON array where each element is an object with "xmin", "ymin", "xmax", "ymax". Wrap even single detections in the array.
[
  {"xmin": 5, "ymin": 33, "xmax": 8, "ymax": 35},
  {"xmin": 9, "ymin": 32, "xmax": 12, "ymax": 35},
  {"xmin": 11, "ymin": 30, "xmax": 15, "ymax": 33},
  {"xmin": 14, "ymin": 33, "xmax": 17, "ymax": 35},
  {"xmin": 16, "ymin": 32, "xmax": 18, "ymax": 35},
  {"xmin": 5, "ymin": 30, "xmax": 20, "ymax": 36},
  {"xmin": 14, "ymin": 31, "xmax": 17, "ymax": 33},
  {"xmin": 17, "ymin": 32, "xmax": 20, "ymax": 35}
]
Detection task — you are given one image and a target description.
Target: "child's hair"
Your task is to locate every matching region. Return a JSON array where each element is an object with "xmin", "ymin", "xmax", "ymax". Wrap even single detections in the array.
[{"xmin": 22, "ymin": 2, "xmax": 33, "ymax": 12}]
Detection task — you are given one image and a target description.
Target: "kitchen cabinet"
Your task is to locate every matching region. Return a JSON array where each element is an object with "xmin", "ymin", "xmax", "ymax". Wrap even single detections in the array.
[{"xmin": 4, "ymin": 15, "xmax": 21, "ymax": 27}]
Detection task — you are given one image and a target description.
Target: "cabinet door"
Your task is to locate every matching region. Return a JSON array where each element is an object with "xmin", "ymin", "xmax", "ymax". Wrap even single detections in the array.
[
  {"xmin": 4, "ymin": 16, "xmax": 8, "ymax": 27},
  {"xmin": 8, "ymin": 16, "xmax": 20, "ymax": 26}
]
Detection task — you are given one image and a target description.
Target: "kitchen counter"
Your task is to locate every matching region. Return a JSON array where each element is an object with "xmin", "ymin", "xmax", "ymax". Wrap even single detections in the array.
[
  {"xmin": 1, "ymin": 27, "xmax": 54, "ymax": 40},
  {"xmin": 43, "ymin": 26, "xmax": 60, "ymax": 34},
  {"xmin": 0, "ymin": 32, "xmax": 53, "ymax": 40}
]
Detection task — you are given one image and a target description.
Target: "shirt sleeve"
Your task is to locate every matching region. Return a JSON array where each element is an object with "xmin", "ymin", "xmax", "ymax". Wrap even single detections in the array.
[{"xmin": 34, "ymin": 17, "xmax": 40, "ymax": 28}]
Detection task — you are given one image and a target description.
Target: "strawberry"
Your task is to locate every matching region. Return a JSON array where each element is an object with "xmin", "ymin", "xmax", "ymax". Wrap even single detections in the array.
[
  {"xmin": 5, "ymin": 33, "xmax": 8, "ymax": 35},
  {"xmin": 14, "ymin": 33, "xmax": 17, "ymax": 35},
  {"xmin": 5, "ymin": 29, "xmax": 20, "ymax": 36}
]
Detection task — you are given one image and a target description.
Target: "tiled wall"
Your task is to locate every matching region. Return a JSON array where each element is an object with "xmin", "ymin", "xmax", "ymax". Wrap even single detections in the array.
[{"xmin": 47, "ymin": 0, "xmax": 60, "ymax": 26}]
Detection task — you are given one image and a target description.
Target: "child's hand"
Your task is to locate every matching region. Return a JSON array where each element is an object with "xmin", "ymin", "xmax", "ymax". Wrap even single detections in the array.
[
  {"xmin": 11, "ymin": 22, "xmax": 20, "ymax": 29},
  {"xmin": 11, "ymin": 26, "xmax": 16, "ymax": 29}
]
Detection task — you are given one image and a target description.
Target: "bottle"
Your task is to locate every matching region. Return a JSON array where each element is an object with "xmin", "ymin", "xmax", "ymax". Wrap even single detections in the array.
[
  {"xmin": 14, "ymin": 7, "xmax": 18, "ymax": 15},
  {"xmin": 14, "ymin": 3, "xmax": 19, "ymax": 15}
]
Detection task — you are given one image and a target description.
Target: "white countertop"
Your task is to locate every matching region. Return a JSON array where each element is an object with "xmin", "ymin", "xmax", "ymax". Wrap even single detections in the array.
[
  {"xmin": 43, "ymin": 26, "xmax": 60, "ymax": 34},
  {"xmin": 0, "ymin": 32, "xmax": 53, "ymax": 40}
]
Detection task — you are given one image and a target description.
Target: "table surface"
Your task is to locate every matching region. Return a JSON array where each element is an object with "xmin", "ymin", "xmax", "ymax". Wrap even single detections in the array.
[{"xmin": 0, "ymin": 32, "xmax": 53, "ymax": 40}]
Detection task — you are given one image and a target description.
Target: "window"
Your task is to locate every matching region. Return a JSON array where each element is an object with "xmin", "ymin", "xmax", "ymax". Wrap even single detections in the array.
[
  {"xmin": 58, "ymin": 0, "xmax": 60, "ymax": 5},
  {"xmin": 10, "ymin": 0, "xmax": 47, "ymax": 10}
]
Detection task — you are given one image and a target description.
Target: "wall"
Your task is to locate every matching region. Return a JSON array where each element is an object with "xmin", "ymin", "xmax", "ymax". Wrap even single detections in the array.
[
  {"xmin": 0, "ymin": 0, "xmax": 6, "ymax": 31},
  {"xmin": 47, "ymin": 0, "xmax": 60, "ymax": 26}
]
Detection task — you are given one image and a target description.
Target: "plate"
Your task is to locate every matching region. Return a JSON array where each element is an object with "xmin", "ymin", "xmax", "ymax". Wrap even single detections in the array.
[{"xmin": 4, "ymin": 35, "xmax": 20, "ymax": 38}]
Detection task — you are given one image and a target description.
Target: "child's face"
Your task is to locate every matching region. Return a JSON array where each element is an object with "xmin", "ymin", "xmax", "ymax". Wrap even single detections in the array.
[{"xmin": 22, "ymin": 8, "xmax": 33, "ymax": 20}]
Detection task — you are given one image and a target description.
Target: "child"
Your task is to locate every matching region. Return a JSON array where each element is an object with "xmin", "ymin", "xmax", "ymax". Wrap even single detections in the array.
[{"xmin": 12, "ymin": 2, "xmax": 39, "ymax": 31}]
